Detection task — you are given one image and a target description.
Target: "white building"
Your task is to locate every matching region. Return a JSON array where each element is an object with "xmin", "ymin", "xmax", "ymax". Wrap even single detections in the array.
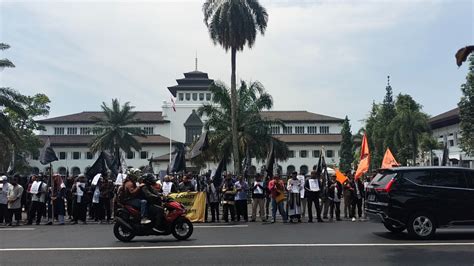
[
  {"xmin": 28, "ymin": 68, "xmax": 344, "ymax": 176},
  {"xmin": 429, "ymin": 107, "xmax": 473, "ymax": 168}
]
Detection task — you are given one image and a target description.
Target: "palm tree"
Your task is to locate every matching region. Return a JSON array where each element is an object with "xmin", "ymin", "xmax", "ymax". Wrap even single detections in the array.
[
  {"xmin": 203, "ymin": 0, "xmax": 268, "ymax": 174},
  {"xmin": 197, "ymin": 80, "xmax": 288, "ymax": 171},
  {"xmin": 90, "ymin": 99, "xmax": 146, "ymax": 163},
  {"xmin": 0, "ymin": 43, "xmax": 15, "ymax": 69},
  {"xmin": 390, "ymin": 94, "xmax": 430, "ymax": 165}
]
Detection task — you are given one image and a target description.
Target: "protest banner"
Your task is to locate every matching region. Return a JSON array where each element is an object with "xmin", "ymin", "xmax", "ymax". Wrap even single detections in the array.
[{"xmin": 168, "ymin": 191, "xmax": 206, "ymax": 222}]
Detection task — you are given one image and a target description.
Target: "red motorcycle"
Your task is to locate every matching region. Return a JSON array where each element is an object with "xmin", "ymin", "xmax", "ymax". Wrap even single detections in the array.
[{"xmin": 113, "ymin": 197, "xmax": 193, "ymax": 242}]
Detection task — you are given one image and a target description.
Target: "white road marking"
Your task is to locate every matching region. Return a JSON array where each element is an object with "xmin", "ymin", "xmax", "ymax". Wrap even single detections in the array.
[
  {"xmin": 0, "ymin": 228, "xmax": 36, "ymax": 231},
  {"xmin": 194, "ymin": 225, "xmax": 248, "ymax": 228},
  {"xmin": 1, "ymin": 242, "xmax": 474, "ymax": 251}
]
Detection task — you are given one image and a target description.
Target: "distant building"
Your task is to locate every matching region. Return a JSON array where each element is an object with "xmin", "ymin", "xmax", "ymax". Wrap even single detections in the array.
[
  {"xmin": 28, "ymin": 68, "xmax": 344, "ymax": 176},
  {"xmin": 429, "ymin": 107, "xmax": 473, "ymax": 168}
]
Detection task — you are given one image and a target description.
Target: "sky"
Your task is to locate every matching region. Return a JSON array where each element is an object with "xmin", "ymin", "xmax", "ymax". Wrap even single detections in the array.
[{"xmin": 0, "ymin": 0, "xmax": 473, "ymax": 131}]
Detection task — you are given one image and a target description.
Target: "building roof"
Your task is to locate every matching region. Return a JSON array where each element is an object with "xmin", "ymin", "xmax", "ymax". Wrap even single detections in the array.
[
  {"xmin": 37, "ymin": 111, "xmax": 169, "ymax": 125},
  {"xmin": 272, "ymin": 134, "xmax": 342, "ymax": 144},
  {"xmin": 38, "ymin": 135, "xmax": 176, "ymax": 147},
  {"xmin": 429, "ymin": 107, "xmax": 460, "ymax": 129},
  {"xmin": 261, "ymin": 111, "xmax": 344, "ymax": 123},
  {"xmin": 168, "ymin": 70, "xmax": 214, "ymax": 97}
]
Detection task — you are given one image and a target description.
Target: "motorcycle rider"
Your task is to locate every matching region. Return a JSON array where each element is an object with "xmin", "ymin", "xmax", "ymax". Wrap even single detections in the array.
[
  {"xmin": 122, "ymin": 169, "xmax": 151, "ymax": 224},
  {"xmin": 140, "ymin": 173, "xmax": 165, "ymax": 230}
]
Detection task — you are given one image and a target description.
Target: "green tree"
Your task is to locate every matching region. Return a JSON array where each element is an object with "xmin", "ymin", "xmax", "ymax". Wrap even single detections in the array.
[
  {"xmin": 363, "ymin": 102, "xmax": 379, "ymax": 170},
  {"xmin": 0, "ymin": 43, "xmax": 15, "ymax": 69},
  {"xmin": 197, "ymin": 80, "xmax": 288, "ymax": 170},
  {"xmin": 203, "ymin": 0, "xmax": 268, "ymax": 174},
  {"xmin": 459, "ymin": 54, "xmax": 474, "ymax": 155},
  {"xmin": 90, "ymin": 99, "xmax": 146, "ymax": 162},
  {"xmin": 339, "ymin": 116, "xmax": 354, "ymax": 172},
  {"xmin": 419, "ymin": 133, "xmax": 442, "ymax": 166},
  {"xmin": 390, "ymin": 94, "xmax": 430, "ymax": 165}
]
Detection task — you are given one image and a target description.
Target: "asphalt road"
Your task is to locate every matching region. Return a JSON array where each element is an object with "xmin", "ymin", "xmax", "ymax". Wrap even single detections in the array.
[{"xmin": 1, "ymin": 220, "xmax": 474, "ymax": 265}]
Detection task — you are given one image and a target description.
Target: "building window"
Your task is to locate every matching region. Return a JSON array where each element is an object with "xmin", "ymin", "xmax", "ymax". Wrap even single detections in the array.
[
  {"xmin": 54, "ymin": 127, "xmax": 65, "ymax": 135},
  {"xmin": 295, "ymin": 126, "xmax": 305, "ymax": 134},
  {"xmin": 127, "ymin": 152, "xmax": 135, "ymax": 159},
  {"xmin": 283, "ymin": 126, "xmax": 293, "ymax": 134},
  {"xmin": 86, "ymin": 152, "xmax": 93, "ymax": 160},
  {"xmin": 192, "ymin": 93, "xmax": 198, "ymax": 101},
  {"xmin": 72, "ymin": 152, "xmax": 81, "ymax": 160},
  {"xmin": 178, "ymin": 93, "xmax": 184, "ymax": 101},
  {"xmin": 143, "ymin": 127, "xmax": 154, "ymax": 135},
  {"xmin": 80, "ymin": 127, "xmax": 91, "ymax": 135},
  {"xmin": 326, "ymin": 150, "xmax": 334, "ymax": 158},
  {"xmin": 289, "ymin": 150, "xmax": 295, "ymax": 158},
  {"xmin": 319, "ymin": 126, "xmax": 329, "ymax": 134},
  {"xmin": 185, "ymin": 93, "xmax": 191, "ymax": 101},
  {"xmin": 140, "ymin": 151, "xmax": 148, "ymax": 159},
  {"xmin": 313, "ymin": 150, "xmax": 321, "ymax": 158},
  {"xmin": 270, "ymin": 126, "xmax": 281, "ymax": 134},
  {"xmin": 59, "ymin": 152, "xmax": 67, "ymax": 160},
  {"xmin": 92, "ymin": 128, "xmax": 104, "ymax": 135},
  {"xmin": 449, "ymin": 139, "xmax": 454, "ymax": 147},
  {"xmin": 206, "ymin": 93, "xmax": 211, "ymax": 101},
  {"xmin": 307, "ymin": 126, "xmax": 317, "ymax": 134},
  {"xmin": 67, "ymin": 127, "xmax": 77, "ymax": 135},
  {"xmin": 199, "ymin": 93, "xmax": 204, "ymax": 101},
  {"xmin": 300, "ymin": 150, "xmax": 308, "ymax": 158}
]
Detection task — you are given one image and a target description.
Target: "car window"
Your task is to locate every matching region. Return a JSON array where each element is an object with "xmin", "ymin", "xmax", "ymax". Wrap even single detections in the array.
[
  {"xmin": 465, "ymin": 171, "xmax": 474, "ymax": 189},
  {"xmin": 403, "ymin": 171, "xmax": 431, "ymax": 185},
  {"xmin": 430, "ymin": 170, "xmax": 467, "ymax": 188},
  {"xmin": 370, "ymin": 172, "xmax": 397, "ymax": 187}
]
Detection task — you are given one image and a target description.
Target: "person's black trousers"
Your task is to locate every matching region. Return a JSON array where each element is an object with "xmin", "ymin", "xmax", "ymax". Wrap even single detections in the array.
[
  {"xmin": 307, "ymin": 195, "xmax": 322, "ymax": 221},
  {"xmin": 0, "ymin": 203, "xmax": 8, "ymax": 223},
  {"xmin": 210, "ymin": 202, "xmax": 219, "ymax": 222},
  {"xmin": 8, "ymin": 208, "xmax": 22, "ymax": 224},
  {"xmin": 99, "ymin": 198, "xmax": 111, "ymax": 221},
  {"xmin": 28, "ymin": 201, "xmax": 45, "ymax": 224},
  {"xmin": 222, "ymin": 203, "xmax": 235, "ymax": 222},
  {"xmin": 351, "ymin": 198, "xmax": 363, "ymax": 218},
  {"xmin": 330, "ymin": 201, "xmax": 341, "ymax": 220},
  {"xmin": 235, "ymin": 200, "xmax": 248, "ymax": 221},
  {"xmin": 73, "ymin": 201, "xmax": 87, "ymax": 222}
]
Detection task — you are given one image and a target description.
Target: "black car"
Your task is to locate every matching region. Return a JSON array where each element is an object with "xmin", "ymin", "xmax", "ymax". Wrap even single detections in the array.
[{"xmin": 365, "ymin": 166, "xmax": 474, "ymax": 239}]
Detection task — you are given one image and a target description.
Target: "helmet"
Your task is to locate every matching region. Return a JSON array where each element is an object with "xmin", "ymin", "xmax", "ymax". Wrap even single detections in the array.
[
  {"xmin": 141, "ymin": 173, "xmax": 157, "ymax": 185},
  {"xmin": 126, "ymin": 168, "xmax": 142, "ymax": 181}
]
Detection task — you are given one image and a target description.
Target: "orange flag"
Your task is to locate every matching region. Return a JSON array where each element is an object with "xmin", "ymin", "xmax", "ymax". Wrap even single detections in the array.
[
  {"xmin": 381, "ymin": 148, "xmax": 400, "ymax": 169},
  {"xmin": 360, "ymin": 133, "xmax": 369, "ymax": 160},
  {"xmin": 355, "ymin": 133, "xmax": 370, "ymax": 179},
  {"xmin": 335, "ymin": 168, "xmax": 348, "ymax": 184}
]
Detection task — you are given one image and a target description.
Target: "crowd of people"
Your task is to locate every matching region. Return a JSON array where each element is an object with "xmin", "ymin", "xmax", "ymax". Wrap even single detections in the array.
[{"xmin": 0, "ymin": 168, "xmax": 369, "ymax": 227}]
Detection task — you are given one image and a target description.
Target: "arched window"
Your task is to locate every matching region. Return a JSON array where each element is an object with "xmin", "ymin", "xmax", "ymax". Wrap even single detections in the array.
[
  {"xmin": 71, "ymin": 167, "xmax": 81, "ymax": 177},
  {"xmin": 286, "ymin": 165, "xmax": 295, "ymax": 175},
  {"xmin": 58, "ymin": 167, "xmax": 67, "ymax": 176},
  {"xmin": 300, "ymin": 165, "xmax": 309, "ymax": 175}
]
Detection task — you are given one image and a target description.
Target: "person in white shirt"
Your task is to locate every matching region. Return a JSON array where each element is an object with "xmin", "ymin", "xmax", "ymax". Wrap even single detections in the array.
[
  {"xmin": 161, "ymin": 175, "xmax": 177, "ymax": 196},
  {"xmin": 7, "ymin": 175, "xmax": 24, "ymax": 226},
  {"xmin": 287, "ymin": 172, "xmax": 302, "ymax": 222},
  {"xmin": 0, "ymin": 176, "xmax": 9, "ymax": 225}
]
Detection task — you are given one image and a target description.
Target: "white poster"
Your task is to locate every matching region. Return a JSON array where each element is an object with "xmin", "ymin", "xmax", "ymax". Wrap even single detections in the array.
[
  {"xmin": 30, "ymin": 181, "xmax": 41, "ymax": 194},
  {"xmin": 309, "ymin": 179, "xmax": 320, "ymax": 192}
]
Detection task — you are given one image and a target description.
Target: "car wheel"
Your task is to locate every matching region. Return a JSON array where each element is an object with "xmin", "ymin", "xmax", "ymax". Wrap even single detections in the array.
[
  {"xmin": 383, "ymin": 222, "xmax": 406, "ymax": 233},
  {"xmin": 407, "ymin": 212, "xmax": 436, "ymax": 240}
]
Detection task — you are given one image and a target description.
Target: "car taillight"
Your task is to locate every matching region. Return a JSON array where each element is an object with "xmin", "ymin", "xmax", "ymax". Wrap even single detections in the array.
[{"xmin": 375, "ymin": 178, "xmax": 395, "ymax": 193}]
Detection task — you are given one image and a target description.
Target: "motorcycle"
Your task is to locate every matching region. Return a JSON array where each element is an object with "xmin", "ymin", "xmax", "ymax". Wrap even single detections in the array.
[{"xmin": 113, "ymin": 197, "xmax": 193, "ymax": 242}]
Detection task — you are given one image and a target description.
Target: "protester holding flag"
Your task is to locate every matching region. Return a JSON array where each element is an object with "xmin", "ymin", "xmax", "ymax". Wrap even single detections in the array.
[
  {"xmin": 305, "ymin": 171, "xmax": 323, "ymax": 223},
  {"xmin": 99, "ymin": 173, "xmax": 114, "ymax": 223}
]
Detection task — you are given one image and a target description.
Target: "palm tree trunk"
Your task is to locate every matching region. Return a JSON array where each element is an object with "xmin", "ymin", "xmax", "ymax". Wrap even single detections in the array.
[{"xmin": 230, "ymin": 47, "xmax": 240, "ymax": 174}]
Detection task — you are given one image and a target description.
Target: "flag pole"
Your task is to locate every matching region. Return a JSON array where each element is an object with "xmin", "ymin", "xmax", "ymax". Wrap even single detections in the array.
[
  {"xmin": 169, "ymin": 120, "xmax": 172, "ymax": 166},
  {"xmin": 50, "ymin": 162, "xmax": 55, "ymax": 223}
]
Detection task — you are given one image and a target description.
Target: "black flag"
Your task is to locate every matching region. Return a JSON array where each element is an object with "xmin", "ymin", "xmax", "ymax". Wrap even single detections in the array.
[
  {"xmin": 212, "ymin": 156, "xmax": 226, "ymax": 187},
  {"xmin": 169, "ymin": 143, "xmax": 186, "ymax": 173},
  {"xmin": 39, "ymin": 138, "xmax": 58, "ymax": 165},
  {"xmin": 86, "ymin": 151, "xmax": 113, "ymax": 180},
  {"xmin": 189, "ymin": 131, "xmax": 209, "ymax": 159},
  {"xmin": 441, "ymin": 142, "xmax": 449, "ymax": 166},
  {"xmin": 265, "ymin": 141, "xmax": 275, "ymax": 178}
]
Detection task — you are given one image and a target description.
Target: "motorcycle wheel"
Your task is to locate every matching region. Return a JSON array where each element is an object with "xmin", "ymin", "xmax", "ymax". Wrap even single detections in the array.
[
  {"xmin": 171, "ymin": 217, "xmax": 193, "ymax": 241},
  {"xmin": 113, "ymin": 222, "xmax": 135, "ymax": 242}
]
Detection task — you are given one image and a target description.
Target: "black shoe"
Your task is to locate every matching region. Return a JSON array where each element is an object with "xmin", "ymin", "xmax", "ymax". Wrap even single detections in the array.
[
  {"xmin": 36, "ymin": 222, "xmax": 40, "ymax": 225},
  {"xmin": 317, "ymin": 219, "xmax": 324, "ymax": 223},
  {"xmin": 308, "ymin": 220, "xmax": 314, "ymax": 223},
  {"xmin": 336, "ymin": 218, "xmax": 342, "ymax": 221},
  {"xmin": 323, "ymin": 216, "xmax": 328, "ymax": 219},
  {"xmin": 45, "ymin": 221, "xmax": 52, "ymax": 225}
]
